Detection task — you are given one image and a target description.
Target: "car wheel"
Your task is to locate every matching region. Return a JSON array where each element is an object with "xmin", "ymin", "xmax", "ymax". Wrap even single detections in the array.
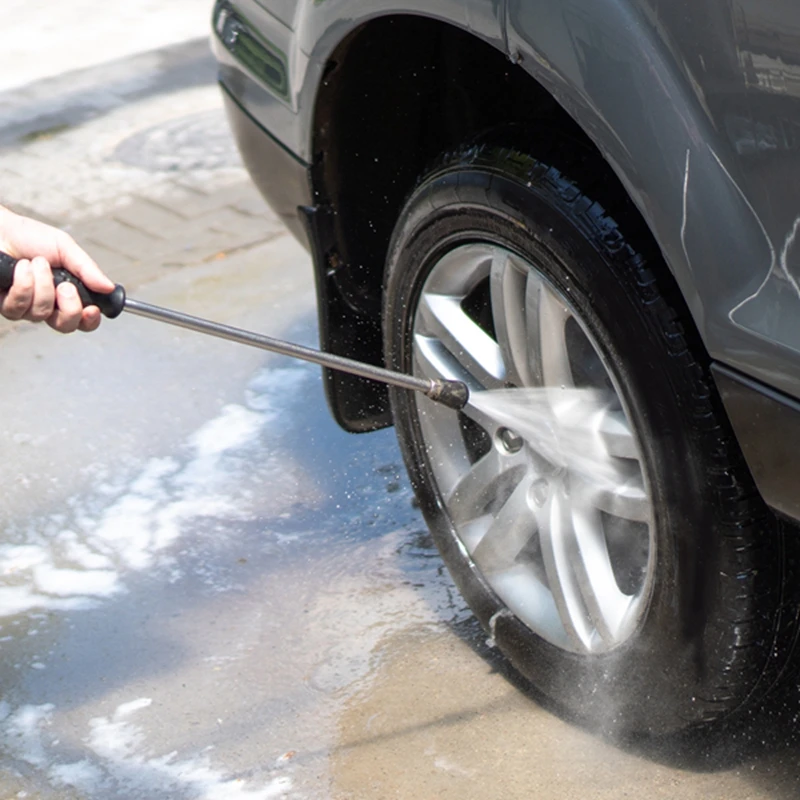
[{"xmin": 383, "ymin": 146, "xmax": 798, "ymax": 736}]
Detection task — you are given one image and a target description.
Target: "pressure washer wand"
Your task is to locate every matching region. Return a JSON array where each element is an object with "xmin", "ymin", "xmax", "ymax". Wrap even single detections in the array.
[{"xmin": 0, "ymin": 253, "xmax": 468, "ymax": 411}]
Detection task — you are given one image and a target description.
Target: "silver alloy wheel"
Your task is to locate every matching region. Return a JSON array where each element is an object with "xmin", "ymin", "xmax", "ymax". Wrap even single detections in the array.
[{"xmin": 412, "ymin": 243, "xmax": 655, "ymax": 655}]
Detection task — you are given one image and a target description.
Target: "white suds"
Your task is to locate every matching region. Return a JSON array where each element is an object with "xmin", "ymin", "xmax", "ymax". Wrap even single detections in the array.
[
  {"xmin": 1, "ymin": 698, "xmax": 292, "ymax": 799},
  {"xmin": 0, "ymin": 365, "xmax": 312, "ymax": 620}
]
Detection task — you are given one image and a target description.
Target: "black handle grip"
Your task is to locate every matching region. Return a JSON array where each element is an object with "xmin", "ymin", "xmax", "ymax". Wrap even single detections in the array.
[{"xmin": 0, "ymin": 251, "xmax": 125, "ymax": 319}]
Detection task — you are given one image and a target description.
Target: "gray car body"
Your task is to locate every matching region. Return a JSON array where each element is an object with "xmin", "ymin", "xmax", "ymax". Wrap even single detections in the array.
[{"xmin": 212, "ymin": 0, "xmax": 800, "ymax": 521}]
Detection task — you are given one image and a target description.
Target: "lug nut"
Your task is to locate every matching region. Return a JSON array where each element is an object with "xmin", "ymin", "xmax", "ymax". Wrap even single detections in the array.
[
  {"xmin": 530, "ymin": 478, "xmax": 549, "ymax": 507},
  {"xmin": 498, "ymin": 427, "xmax": 523, "ymax": 453}
]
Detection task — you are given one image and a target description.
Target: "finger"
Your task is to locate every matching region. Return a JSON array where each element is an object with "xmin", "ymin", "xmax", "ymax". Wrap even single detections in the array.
[
  {"xmin": 47, "ymin": 281, "xmax": 83, "ymax": 334},
  {"xmin": 55, "ymin": 231, "xmax": 115, "ymax": 293},
  {"xmin": 23, "ymin": 256, "xmax": 56, "ymax": 322},
  {"xmin": 78, "ymin": 306, "xmax": 102, "ymax": 333},
  {"xmin": 1, "ymin": 259, "xmax": 34, "ymax": 320}
]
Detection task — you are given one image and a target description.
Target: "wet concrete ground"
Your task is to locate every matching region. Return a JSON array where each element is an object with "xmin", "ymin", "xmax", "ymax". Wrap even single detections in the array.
[{"xmin": 4, "ymin": 234, "xmax": 800, "ymax": 798}]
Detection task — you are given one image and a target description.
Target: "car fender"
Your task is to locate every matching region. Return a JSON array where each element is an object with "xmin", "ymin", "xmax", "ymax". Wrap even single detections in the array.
[
  {"xmin": 505, "ymin": 0, "xmax": 773, "ymax": 364},
  {"xmin": 214, "ymin": 0, "xmax": 506, "ymax": 169}
]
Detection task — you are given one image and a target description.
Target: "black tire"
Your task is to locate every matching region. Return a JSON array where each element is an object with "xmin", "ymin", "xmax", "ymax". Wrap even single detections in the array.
[{"xmin": 383, "ymin": 146, "xmax": 798, "ymax": 737}]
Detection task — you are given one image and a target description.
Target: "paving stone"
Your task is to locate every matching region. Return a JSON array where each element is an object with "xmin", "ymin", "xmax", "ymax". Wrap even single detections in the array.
[
  {"xmin": 151, "ymin": 182, "xmax": 262, "ymax": 220},
  {"xmin": 111, "ymin": 198, "xmax": 183, "ymax": 239},
  {"xmin": 173, "ymin": 168, "xmax": 247, "ymax": 196},
  {"xmin": 198, "ymin": 206, "xmax": 284, "ymax": 241},
  {"xmin": 153, "ymin": 230, "xmax": 255, "ymax": 267},
  {"xmin": 74, "ymin": 242, "xmax": 137, "ymax": 273},
  {"xmin": 230, "ymin": 190, "xmax": 271, "ymax": 218},
  {"xmin": 112, "ymin": 259, "xmax": 176, "ymax": 292},
  {"xmin": 79, "ymin": 218, "xmax": 168, "ymax": 260},
  {"xmin": 158, "ymin": 216, "xmax": 250, "ymax": 249},
  {"xmin": 2, "ymin": 174, "xmax": 89, "ymax": 227},
  {"xmin": 4, "ymin": 201, "xmax": 62, "ymax": 228}
]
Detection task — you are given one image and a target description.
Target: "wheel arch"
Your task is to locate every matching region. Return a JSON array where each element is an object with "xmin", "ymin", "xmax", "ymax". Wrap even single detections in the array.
[{"xmin": 302, "ymin": 6, "xmax": 765, "ymax": 432}]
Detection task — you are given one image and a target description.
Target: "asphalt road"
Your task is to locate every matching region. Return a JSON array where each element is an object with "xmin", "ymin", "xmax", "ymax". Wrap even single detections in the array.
[{"xmin": 3, "ymin": 6, "xmax": 800, "ymax": 799}]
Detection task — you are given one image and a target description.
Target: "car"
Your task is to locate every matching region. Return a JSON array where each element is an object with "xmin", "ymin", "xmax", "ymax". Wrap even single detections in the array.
[{"xmin": 211, "ymin": 0, "xmax": 800, "ymax": 738}]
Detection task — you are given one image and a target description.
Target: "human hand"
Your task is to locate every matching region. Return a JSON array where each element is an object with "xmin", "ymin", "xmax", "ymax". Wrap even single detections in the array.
[{"xmin": 0, "ymin": 205, "xmax": 115, "ymax": 333}]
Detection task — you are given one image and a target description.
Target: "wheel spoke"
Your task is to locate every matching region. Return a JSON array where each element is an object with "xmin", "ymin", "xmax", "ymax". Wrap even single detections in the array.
[
  {"xmin": 594, "ymin": 407, "xmax": 638, "ymax": 460},
  {"xmin": 415, "ymin": 332, "xmax": 481, "ymax": 390},
  {"xmin": 537, "ymin": 486, "xmax": 592, "ymax": 649},
  {"xmin": 414, "ymin": 333, "xmax": 504, "ymax": 442},
  {"xmin": 491, "ymin": 253, "xmax": 531, "ymax": 386},
  {"xmin": 417, "ymin": 294, "xmax": 505, "ymax": 389},
  {"xmin": 530, "ymin": 279, "xmax": 574, "ymax": 389},
  {"xmin": 447, "ymin": 447, "xmax": 525, "ymax": 526},
  {"xmin": 536, "ymin": 487, "xmax": 631, "ymax": 648},
  {"xmin": 414, "ymin": 360, "xmax": 473, "ymax": 498},
  {"xmin": 471, "ymin": 475, "xmax": 537, "ymax": 574},
  {"xmin": 421, "ymin": 244, "xmax": 493, "ymax": 295},
  {"xmin": 569, "ymin": 500, "xmax": 636, "ymax": 644},
  {"xmin": 583, "ymin": 469, "xmax": 650, "ymax": 523}
]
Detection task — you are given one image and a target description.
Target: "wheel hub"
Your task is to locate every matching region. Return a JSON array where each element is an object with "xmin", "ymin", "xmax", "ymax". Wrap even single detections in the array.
[{"xmin": 412, "ymin": 243, "xmax": 655, "ymax": 655}]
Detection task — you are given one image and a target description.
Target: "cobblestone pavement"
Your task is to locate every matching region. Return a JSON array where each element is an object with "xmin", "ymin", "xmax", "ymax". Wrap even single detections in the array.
[{"xmin": 0, "ymin": 8, "xmax": 284, "ymax": 337}]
